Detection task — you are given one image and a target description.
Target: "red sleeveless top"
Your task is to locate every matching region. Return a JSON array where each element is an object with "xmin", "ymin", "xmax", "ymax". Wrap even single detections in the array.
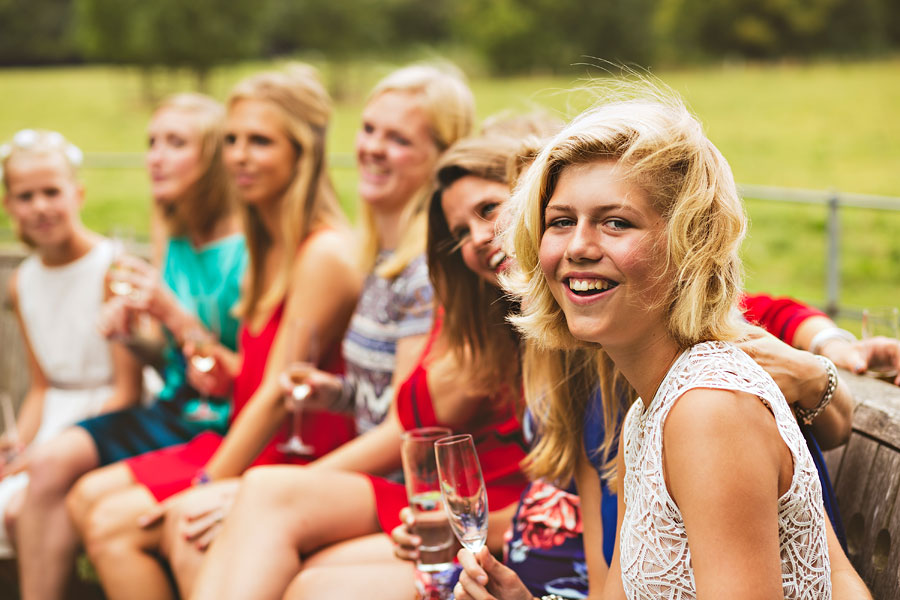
[
  {"xmin": 127, "ymin": 302, "xmax": 355, "ymax": 502},
  {"xmin": 368, "ymin": 317, "xmax": 529, "ymax": 532}
]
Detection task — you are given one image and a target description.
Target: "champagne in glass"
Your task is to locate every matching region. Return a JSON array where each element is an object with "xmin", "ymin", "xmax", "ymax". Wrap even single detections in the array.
[
  {"xmin": 434, "ymin": 433, "xmax": 488, "ymax": 554},
  {"xmin": 401, "ymin": 427, "xmax": 455, "ymax": 600},
  {"xmin": 184, "ymin": 301, "xmax": 223, "ymax": 422},
  {"xmin": 277, "ymin": 320, "xmax": 319, "ymax": 456},
  {"xmin": 107, "ymin": 227, "xmax": 137, "ymax": 297},
  {"xmin": 277, "ymin": 363, "xmax": 316, "ymax": 455},
  {"xmin": 862, "ymin": 307, "xmax": 900, "ymax": 381},
  {"xmin": 185, "ymin": 327, "xmax": 219, "ymax": 422}
]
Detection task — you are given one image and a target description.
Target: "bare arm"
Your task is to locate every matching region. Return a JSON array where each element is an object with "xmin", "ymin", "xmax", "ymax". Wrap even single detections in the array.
[
  {"xmin": 739, "ymin": 327, "xmax": 852, "ymax": 449},
  {"xmin": 665, "ymin": 388, "xmax": 787, "ymax": 599},
  {"xmin": 7, "ymin": 271, "xmax": 46, "ymax": 447},
  {"xmin": 204, "ymin": 231, "xmax": 362, "ymax": 480},
  {"xmin": 599, "ymin": 434, "xmax": 627, "ymax": 600},
  {"xmin": 574, "ymin": 457, "xmax": 609, "ymax": 598},
  {"xmin": 309, "ymin": 406, "xmax": 404, "ymax": 475},
  {"xmin": 826, "ymin": 517, "xmax": 872, "ymax": 598},
  {"xmin": 100, "ymin": 341, "xmax": 144, "ymax": 413}
]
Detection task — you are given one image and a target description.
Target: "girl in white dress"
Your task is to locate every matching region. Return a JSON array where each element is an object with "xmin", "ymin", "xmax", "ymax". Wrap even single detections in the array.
[
  {"xmin": 0, "ymin": 129, "xmax": 142, "ymax": 557},
  {"xmin": 462, "ymin": 88, "xmax": 869, "ymax": 598}
]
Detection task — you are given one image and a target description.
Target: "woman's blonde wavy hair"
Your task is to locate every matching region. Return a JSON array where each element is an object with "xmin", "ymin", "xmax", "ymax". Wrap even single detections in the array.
[
  {"xmin": 359, "ymin": 62, "xmax": 475, "ymax": 280},
  {"xmin": 503, "ymin": 87, "xmax": 748, "ymax": 486},
  {"xmin": 152, "ymin": 93, "xmax": 237, "ymax": 240},
  {"xmin": 229, "ymin": 64, "xmax": 345, "ymax": 321}
]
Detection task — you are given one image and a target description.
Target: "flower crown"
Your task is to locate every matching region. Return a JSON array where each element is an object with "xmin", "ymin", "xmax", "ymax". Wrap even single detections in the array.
[{"xmin": 0, "ymin": 129, "xmax": 84, "ymax": 182}]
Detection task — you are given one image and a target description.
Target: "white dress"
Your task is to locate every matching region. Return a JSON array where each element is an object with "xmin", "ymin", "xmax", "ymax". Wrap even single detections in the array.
[
  {"xmin": 0, "ymin": 240, "xmax": 116, "ymax": 558},
  {"xmin": 619, "ymin": 341, "xmax": 831, "ymax": 599}
]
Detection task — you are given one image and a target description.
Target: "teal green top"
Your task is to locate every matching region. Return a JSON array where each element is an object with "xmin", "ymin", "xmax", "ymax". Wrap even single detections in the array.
[{"xmin": 156, "ymin": 234, "xmax": 247, "ymax": 430}]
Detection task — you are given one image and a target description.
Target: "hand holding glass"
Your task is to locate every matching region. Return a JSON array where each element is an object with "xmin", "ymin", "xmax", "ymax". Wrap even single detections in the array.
[
  {"xmin": 401, "ymin": 427, "xmax": 456, "ymax": 600},
  {"xmin": 278, "ymin": 363, "xmax": 316, "ymax": 455},
  {"xmin": 277, "ymin": 321, "xmax": 319, "ymax": 456},
  {"xmin": 434, "ymin": 433, "xmax": 488, "ymax": 554},
  {"xmin": 862, "ymin": 307, "xmax": 900, "ymax": 380}
]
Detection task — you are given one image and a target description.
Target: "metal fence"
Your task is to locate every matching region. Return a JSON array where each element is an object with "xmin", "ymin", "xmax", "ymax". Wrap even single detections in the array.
[
  {"xmin": 738, "ymin": 184, "xmax": 900, "ymax": 319},
  {"xmin": 3, "ymin": 153, "xmax": 899, "ymax": 319}
]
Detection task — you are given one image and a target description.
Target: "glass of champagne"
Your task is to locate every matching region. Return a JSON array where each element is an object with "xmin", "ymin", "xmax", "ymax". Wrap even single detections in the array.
[
  {"xmin": 277, "ymin": 321, "xmax": 319, "ymax": 456},
  {"xmin": 862, "ymin": 307, "xmax": 900, "ymax": 381},
  {"xmin": 107, "ymin": 226, "xmax": 138, "ymax": 297},
  {"xmin": 401, "ymin": 427, "xmax": 455, "ymax": 599},
  {"xmin": 184, "ymin": 301, "xmax": 223, "ymax": 422},
  {"xmin": 435, "ymin": 433, "xmax": 488, "ymax": 554},
  {"xmin": 184, "ymin": 326, "xmax": 219, "ymax": 422}
]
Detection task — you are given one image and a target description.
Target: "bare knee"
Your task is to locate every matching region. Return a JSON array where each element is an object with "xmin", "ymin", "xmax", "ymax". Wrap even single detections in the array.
[
  {"xmin": 25, "ymin": 429, "xmax": 99, "ymax": 501},
  {"xmin": 66, "ymin": 463, "xmax": 135, "ymax": 534},
  {"xmin": 240, "ymin": 465, "xmax": 311, "ymax": 510},
  {"xmin": 80, "ymin": 489, "xmax": 152, "ymax": 562}
]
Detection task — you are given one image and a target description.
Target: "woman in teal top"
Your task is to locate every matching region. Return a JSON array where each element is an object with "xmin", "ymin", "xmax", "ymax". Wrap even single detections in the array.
[{"xmin": 14, "ymin": 93, "xmax": 247, "ymax": 600}]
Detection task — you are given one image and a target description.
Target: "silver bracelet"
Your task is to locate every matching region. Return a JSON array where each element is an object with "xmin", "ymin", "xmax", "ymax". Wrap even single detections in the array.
[
  {"xmin": 809, "ymin": 327, "xmax": 856, "ymax": 356},
  {"xmin": 794, "ymin": 355, "xmax": 838, "ymax": 426},
  {"xmin": 541, "ymin": 595, "xmax": 569, "ymax": 600}
]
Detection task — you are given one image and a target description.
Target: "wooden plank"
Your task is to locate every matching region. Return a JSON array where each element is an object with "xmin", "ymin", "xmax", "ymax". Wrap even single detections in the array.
[
  {"xmin": 823, "ymin": 445, "xmax": 846, "ymax": 486},
  {"xmin": 842, "ymin": 370, "xmax": 900, "ymax": 451},
  {"xmin": 832, "ymin": 433, "xmax": 880, "ymax": 568},
  {"xmin": 856, "ymin": 444, "xmax": 900, "ymax": 597}
]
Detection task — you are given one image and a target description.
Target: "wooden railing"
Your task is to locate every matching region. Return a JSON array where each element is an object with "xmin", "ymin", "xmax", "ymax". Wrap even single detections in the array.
[{"xmin": 824, "ymin": 372, "xmax": 900, "ymax": 600}]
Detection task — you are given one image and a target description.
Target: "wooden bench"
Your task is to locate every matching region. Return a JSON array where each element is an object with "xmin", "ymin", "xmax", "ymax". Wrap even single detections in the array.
[{"xmin": 824, "ymin": 371, "xmax": 900, "ymax": 600}]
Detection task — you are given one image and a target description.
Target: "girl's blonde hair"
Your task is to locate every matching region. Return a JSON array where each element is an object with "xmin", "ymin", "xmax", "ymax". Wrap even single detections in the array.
[
  {"xmin": 504, "ymin": 88, "xmax": 748, "ymax": 485},
  {"xmin": 359, "ymin": 62, "xmax": 475, "ymax": 279},
  {"xmin": 229, "ymin": 64, "xmax": 345, "ymax": 320},
  {"xmin": 1, "ymin": 129, "xmax": 84, "ymax": 247},
  {"xmin": 152, "ymin": 93, "xmax": 237, "ymax": 240}
]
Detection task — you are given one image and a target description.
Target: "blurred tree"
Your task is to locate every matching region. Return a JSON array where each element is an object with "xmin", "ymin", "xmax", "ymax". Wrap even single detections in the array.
[
  {"xmin": 0, "ymin": 0, "xmax": 80, "ymax": 65},
  {"xmin": 654, "ymin": 0, "xmax": 897, "ymax": 60},
  {"xmin": 75, "ymin": 0, "xmax": 265, "ymax": 91},
  {"xmin": 448, "ymin": 0, "xmax": 655, "ymax": 73}
]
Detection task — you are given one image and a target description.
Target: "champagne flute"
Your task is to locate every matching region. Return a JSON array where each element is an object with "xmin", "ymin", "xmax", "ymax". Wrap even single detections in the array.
[
  {"xmin": 184, "ymin": 301, "xmax": 222, "ymax": 422},
  {"xmin": 277, "ymin": 321, "xmax": 319, "ymax": 456},
  {"xmin": 434, "ymin": 433, "xmax": 488, "ymax": 554},
  {"xmin": 401, "ymin": 427, "xmax": 455, "ymax": 599},
  {"xmin": 107, "ymin": 226, "xmax": 138, "ymax": 297},
  {"xmin": 861, "ymin": 307, "xmax": 900, "ymax": 381}
]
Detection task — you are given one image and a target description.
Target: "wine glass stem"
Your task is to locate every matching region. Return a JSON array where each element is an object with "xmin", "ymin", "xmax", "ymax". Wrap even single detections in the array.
[{"xmin": 291, "ymin": 406, "xmax": 303, "ymax": 442}]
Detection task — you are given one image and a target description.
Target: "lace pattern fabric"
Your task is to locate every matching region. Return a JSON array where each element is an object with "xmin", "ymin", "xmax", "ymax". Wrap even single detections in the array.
[{"xmin": 619, "ymin": 341, "xmax": 831, "ymax": 599}]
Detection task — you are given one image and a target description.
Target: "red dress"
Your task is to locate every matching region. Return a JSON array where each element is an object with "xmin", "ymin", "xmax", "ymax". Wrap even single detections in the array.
[
  {"xmin": 127, "ymin": 303, "xmax": 356, "ymax": 502},
  {"xmin": 367, "ymin": 319, "xmax": 530, "ymax": 533}
]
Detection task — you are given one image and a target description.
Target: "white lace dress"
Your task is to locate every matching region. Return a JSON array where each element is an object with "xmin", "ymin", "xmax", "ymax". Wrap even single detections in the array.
[{"xmin": 619, "ymin": 341, "xmax": 831, "ymax": 599}]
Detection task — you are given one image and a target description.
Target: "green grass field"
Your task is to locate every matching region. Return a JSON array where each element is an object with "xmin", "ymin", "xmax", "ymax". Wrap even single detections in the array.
[{"xmin": 1, "ymin": 58, "xmax": 898, "ymax": 324}]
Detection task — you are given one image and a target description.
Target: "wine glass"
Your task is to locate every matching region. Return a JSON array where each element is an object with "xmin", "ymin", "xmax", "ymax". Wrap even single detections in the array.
[
  {"xmin": 277, "ymin": 321, "xmax": 319, "ymax": 456},
  {"xmin": 184, "ymin": 301, "xmax": 223, "ymax": 422},
  {"xmin": 107, "ymin": 226, "xmax": 138, "ymax": 297},
  {"xmin": 400, "ymin": 427, "xmax": 455, "ymax": 599},
  {"xmin": 862, "ymin": 307, "xmax": 900, "ymax": 381},
  {"xmin": 434, "ymin": 434, "xmax": 488, "ymax": 554}
]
